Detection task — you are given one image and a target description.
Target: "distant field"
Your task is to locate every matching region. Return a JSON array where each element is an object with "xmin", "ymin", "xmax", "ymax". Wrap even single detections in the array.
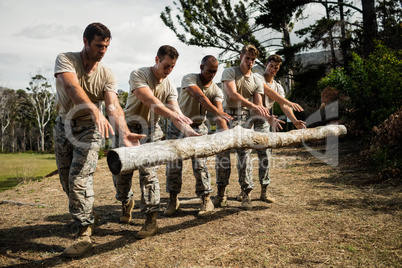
[{"xmin": 0, "ymin": 153, "xmax": 57, "ymax": 192}]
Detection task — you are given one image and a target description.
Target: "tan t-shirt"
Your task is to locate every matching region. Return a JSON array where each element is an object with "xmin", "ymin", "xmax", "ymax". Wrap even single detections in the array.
[
  {"xmin": 54, "ymin": 52, "xmax": 118, "ymax": 120},
  {"xmin": 255, "ymin": 73, "xmax": 286, "ymax": 109},
  {"xmin": 221, "ymin": 66, "xmax": 264, "ymax": 110},
  {"xmin": 179, "ymin": 73, "xmax": 223, "ymax": 124},
  {"xmin": 124, "ymin": 67, "xmax": 178, "ymax": 126}
]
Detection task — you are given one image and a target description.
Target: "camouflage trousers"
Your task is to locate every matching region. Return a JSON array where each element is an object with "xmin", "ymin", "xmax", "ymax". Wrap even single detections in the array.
[
  {"xmin": 53, "ymin": 119, "xmax": 101, "ymax": 227},
  {"xmin": 253, "ymin": 119, "xmax": 272, "ymax": 186},
  {"xmin": 112, "ymin": 123, "xmax": 163, "ymax": 214},
  {"xmin": 165, "ymin": 121, "xmax": 213, "ymax": 197},
  {"xmin": 215, "ymin": 112, "xmax": 254, "ymax": 191}
]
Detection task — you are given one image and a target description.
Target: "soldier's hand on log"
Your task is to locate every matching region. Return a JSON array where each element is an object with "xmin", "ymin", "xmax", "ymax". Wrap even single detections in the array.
[
  {"xmin": 268, "ymin": 115, "xmax": 285, "ymax": 132},
  {"xmin": 184, "ymin": 127, "xmax": 202, "ymax": 137},
  {"xmin": 294, "ymin": 120, "xmax": 307, "ymax": 129},
  {"xmin": 123, "ymin": 133, "xmax": 146, "ymax": 147},
  {"xmin": 251, "ymin": 105, "xmax": 270, "ymax": 117},
  {"xmin": 171, "ymin": 113, "xmax": 193, "ymax": 125},
  {"xmin": 216, "ymin": 111, "xmax": 233, "ymax": 123}
]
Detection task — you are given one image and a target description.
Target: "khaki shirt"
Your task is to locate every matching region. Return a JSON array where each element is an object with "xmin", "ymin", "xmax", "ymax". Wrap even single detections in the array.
[
  {"xmin": 179, "ymin": 73, "xmax": 223, "ymax": 124},
  {"xmin": 221, "ymin": 66, "xmax": 264, "ymax": 110},
  {"xmin": 54, "ymin": 52, "xmax": 118, "ymax": 120},
  {"xmin": 255, "ymin": 73, "xmax": 286, "ymax": 109},
  {"xmin": 125, "ymin": 67, "xmax": 178, "ymax": 126}
]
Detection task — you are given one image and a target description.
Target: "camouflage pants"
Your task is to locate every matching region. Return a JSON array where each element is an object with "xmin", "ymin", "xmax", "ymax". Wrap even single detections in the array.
[
  {"xmin": 53, "ymin": 119, "xmax": 101, "ymax": 227},
  {"xmin": 112, "ymin": 123, "xmax": 163, "ymax": 214},
  {"xmin": 215, "ymin": 113, "xmax": 254, "ymax": 191},
  {"xmin": 254, "ymin": 119, "xmax": 271, "ymax": 186},
  {"xmin": 165, "ymin": 121, "xmax": 213, "ymax": 197}
]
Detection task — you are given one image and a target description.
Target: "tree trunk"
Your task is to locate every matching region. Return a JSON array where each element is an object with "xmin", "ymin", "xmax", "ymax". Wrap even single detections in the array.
[
  {"xmin": 324, "ymin": 0, "xmax": 337, "ymax": 68},
  {"xmin": 338, "ymin": 0, "xmax": 347, "ymax": 67},
  {"xmin": 107, "ymin": 125, "xmax": 347, "ymax": 175},
  {"xmin": 362, "ymin": 0, "xmax": 377, "ymax": 58}
]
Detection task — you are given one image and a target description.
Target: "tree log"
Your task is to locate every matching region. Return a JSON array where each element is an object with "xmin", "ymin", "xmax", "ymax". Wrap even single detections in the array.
[{"xmin": 107, "ymin": 125, "xmax": 347, "ymax": 175}]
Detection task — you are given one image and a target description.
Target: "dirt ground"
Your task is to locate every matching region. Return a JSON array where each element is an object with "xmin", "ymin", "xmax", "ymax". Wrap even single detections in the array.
[{"xmin": 0, "ymin": 138, "xmax": 401, "ymax": 267}]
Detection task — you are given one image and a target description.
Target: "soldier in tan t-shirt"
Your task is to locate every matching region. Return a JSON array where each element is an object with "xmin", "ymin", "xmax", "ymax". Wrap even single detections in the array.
[
  {"xmin": 113, "ymin": 45, "xmax": 199, "ymax": 239},
  {"xmin": 251, "ymin": 54, "xmax": 306, "ymax": 203},
  {"xmin": 164, "ymin": 55, "xmax": 233, "ymax": 217},
  {"xmin": 213, "ymin": 45, "xmax": 284, "ymax": 211},
  {"xmin": 54, "ymin": 23, "xmax": 144, "ymax": 258}
]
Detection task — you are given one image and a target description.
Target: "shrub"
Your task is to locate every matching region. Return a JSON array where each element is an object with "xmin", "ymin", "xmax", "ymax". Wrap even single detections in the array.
[
  {"xmin": 370, "ymin": 106, "xmax": 402, "ymax": 183},
  {"xmin": 318, "ymin": 42, "xmax": 402, "ymax": 134}
]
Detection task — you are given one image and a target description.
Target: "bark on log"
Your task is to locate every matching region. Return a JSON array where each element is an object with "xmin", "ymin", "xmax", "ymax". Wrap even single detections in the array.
[{"xmin": 107, "ymin": 124, "xmax": 347, "ymax": 175}]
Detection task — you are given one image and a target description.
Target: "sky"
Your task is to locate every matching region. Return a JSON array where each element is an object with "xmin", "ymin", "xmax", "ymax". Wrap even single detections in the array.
[{"xmin": 0, "ymin": 0, "xmax": 328, "ymax": 92}]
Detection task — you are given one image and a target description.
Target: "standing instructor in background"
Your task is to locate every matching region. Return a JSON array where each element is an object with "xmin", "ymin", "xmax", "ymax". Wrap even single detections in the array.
[{"xmin": 53, "ymin": 22, "xmax": 144, "ymax": 257}]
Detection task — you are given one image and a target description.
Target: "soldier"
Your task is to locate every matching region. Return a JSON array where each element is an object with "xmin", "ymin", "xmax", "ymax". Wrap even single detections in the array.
[
  {"xmin": 213, "ymin": 45, "xmax": 284, "ymax": 210},
  {"xmin": 113, "ymin": 45, "xmax": 199, "ymax": 239},
  {"xmin": 54, "ymin": 23, "xmax": 144, "ymax": 257},
  {"xmin": 165, "ymin": 55, "xmax": 233, "ymax": 217},
  {"xmin": 251, "ymin": 54, "xmax": 306, "ymax": 203}
]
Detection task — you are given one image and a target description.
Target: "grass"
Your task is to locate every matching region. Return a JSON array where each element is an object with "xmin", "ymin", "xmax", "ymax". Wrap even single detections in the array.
[{"xmin": 0, "ymin": 153, "xmax": 57, "ymax": 192}]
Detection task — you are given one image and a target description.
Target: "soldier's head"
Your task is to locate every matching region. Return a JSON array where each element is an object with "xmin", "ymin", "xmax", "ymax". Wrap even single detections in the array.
[
  {"xmin": 240, "ymin": 44, "xmax": 259, "ymax": 71},
  {"xmin": 200, "ymin": 55, "xmax": 219, "ymax": 84},
  {"xmin": 265, "ymin": 54, "xmax": 283, "ymax": 77},
  {"xmin": 83, "ymin": 23, "xmax": 111, "ymax": 44},
  {"xmin": 154, "ymin": 45, "xmax": 179, "ymax": 79},
  {"xmin": 83, "ymin": 23, "xmax": 111, "ymax": 62}
]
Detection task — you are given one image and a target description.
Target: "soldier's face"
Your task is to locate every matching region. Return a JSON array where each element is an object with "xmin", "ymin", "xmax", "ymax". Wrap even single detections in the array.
[
  {"xmin": 200, "ymin": 61, "xmax": 218, "ymax": 82},
  {"xmin": 240, "ymin": 52, "xmax": 257, "ymax": 71},
  {"xmin": 84, "ymin": 35, "xmax": 110, "ymax": 62},
  {"xmin": 265, "ymin": 61, "xmax": 281, "ymax": 76},
  {"xmin": 154, "ymin": 56, "xmax": 177, "ymax": 78}
]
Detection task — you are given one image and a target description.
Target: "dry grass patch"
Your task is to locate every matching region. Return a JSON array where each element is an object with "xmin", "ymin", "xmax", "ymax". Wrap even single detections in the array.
[{"xmin": 0, "ymin": 139, "xmax": 401, "ymax": 267}]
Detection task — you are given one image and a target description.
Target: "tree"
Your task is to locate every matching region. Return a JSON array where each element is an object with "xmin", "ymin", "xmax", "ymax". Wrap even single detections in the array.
[
  {"xmin": 161, "ymin": 0, "xmax": 269, "ymax": 65},
  {"xmin": 0, "ymin": 89, "xmax": 13, "ymax": 152},
  {"xmin": 26, "ymin": 75, "xmax": 55, "ymax": 152},
  {"xmin": 376, "ymin": 0, "xmax": 402, "ymax": 51}
]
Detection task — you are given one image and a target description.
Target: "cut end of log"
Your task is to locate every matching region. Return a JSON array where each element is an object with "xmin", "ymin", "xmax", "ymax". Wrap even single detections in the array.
[{"xmin": 107, "ymin": 150, "xmax": 122, "ymax": 175}]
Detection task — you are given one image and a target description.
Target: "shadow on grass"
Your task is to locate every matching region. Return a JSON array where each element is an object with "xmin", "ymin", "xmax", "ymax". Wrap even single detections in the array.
[{"xmin": 1, "ymin": 202, "xmax": 270, "ymax": 267}]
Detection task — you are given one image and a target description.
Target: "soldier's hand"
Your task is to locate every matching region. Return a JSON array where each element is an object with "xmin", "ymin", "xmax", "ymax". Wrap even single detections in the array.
[
  {"xmin": 216, "ymin": 111, "xmax": 233, "ymax": 123},
  {"xmin": 251, "ymin": 105, "xmax": 270, "ymax": 117},
  {"xmin": 123, "ymin": 133, "xmax": 146, "ymax": 147},
  {"xmin": 171, "ymin": 113, "xmax": 193, "ymax": 125},
  {"xmin": 294, "ymin": 120, "xmax": 307, "ymax": 129},
  {"xmin": 286, "ymin": 100, "xmax": 304, "ymax": 112},
  {"xmin": 90, "ymin": 109, "xmax": 115, "ymax": 138},
  {"xmin": 268, "ymin": 116, "xmax": 285, "ymax": 132}
]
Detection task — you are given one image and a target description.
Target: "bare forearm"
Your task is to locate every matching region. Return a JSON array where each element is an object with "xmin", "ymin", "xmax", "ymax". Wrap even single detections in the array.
[
  {"xmin": 229, "ymin": 92, "xmax": 256, "ymax": 109},
  {"xmin": 264, "ymin": 85, "xmax": 288, "ymax": 105},
  {"xmin": 65, "ymin": 85, "xmax": 99, "ymax": 112},
  {"xmin": 196, "ymin": 95, "xmax": 222, "ymax": 115},
  {"xmin": 280, "ymin": 104, "xmax": 298, "ymax": 124},
  {"xmin": 107, "ymin": 105, "xmax": 129, "ymax": 136}
]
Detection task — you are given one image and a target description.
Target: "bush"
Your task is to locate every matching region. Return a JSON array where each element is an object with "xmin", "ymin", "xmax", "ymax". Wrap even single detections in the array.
[
  {"xmin": 318, "ymin": 42, "xmax": 402, "ymax": 134},
  {"xmin": 370, "ymin": 106, "xmax": 402, "ymax": 183}
]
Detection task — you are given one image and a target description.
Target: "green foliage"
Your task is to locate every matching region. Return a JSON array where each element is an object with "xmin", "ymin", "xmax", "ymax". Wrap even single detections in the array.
[
  {"xmin": 118, "ymin": 90, "xmax": 128, "ymax": 109},
  {"xmin": 318, "ymin": 42, "xmax": 402, "ymax": 133},
  {"xmin": 161, "ymin": 0, "xmax": 268, "ymax": 64}
]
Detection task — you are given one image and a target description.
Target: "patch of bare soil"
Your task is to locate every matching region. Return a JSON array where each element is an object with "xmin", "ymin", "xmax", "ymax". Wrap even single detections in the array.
[{"xmin": 0, "ymin": 139, "xmax": 401, "ymax": 267}]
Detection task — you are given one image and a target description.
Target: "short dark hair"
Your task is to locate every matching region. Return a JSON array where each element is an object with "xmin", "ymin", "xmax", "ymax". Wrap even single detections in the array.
[
  {"xmin": 240, "ymin": 44, "xmax": 259, "ymax": 57},
  {"xmin": 201, "ymin": 55, "xmax": 218, "ymax": 66},
  {"xmin": 267, "ymin": 54, "xmax": 283, "ymax": 64},
  {"xmin": 157, "ymin": 45, "xmax": 179, "ymax": 61},
  {"xmin": 83, "ymin": 23, "xmax": 111, "ymax": 44}
]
